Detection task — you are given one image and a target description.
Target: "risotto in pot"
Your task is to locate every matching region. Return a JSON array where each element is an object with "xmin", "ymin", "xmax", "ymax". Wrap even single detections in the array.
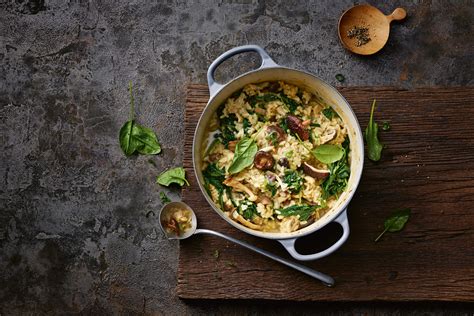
[{"xmin": 201, "ymin": 81, "xmax": 351, "ymax": 233}]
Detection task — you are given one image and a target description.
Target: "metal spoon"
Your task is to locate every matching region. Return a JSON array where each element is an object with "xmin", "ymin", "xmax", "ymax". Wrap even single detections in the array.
[{"xmin": 159, "ymin": 201, "xmax": 335, "ymax": 287}]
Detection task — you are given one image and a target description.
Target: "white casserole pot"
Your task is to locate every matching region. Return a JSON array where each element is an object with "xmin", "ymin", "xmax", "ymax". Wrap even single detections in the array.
[{"xmin": 193, "ymin": 45, "xmax": 364, "ymax": 261}]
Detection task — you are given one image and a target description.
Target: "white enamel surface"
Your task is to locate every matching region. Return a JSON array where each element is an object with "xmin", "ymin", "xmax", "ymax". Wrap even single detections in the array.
[{"xmin": 193, "ymin": 67, "xmax": 364, "ymax": 240}]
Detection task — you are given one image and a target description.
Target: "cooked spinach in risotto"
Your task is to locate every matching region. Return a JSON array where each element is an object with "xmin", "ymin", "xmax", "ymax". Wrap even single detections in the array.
[{"xmin": 202, "ymin": 81, "xmax": 351, "ymax": 233}]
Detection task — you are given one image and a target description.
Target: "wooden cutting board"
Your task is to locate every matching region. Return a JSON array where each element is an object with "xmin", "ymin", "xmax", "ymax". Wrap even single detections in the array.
[{"xmin": 177, "ymin": 85, "xmax": 474, "ymax": 302}]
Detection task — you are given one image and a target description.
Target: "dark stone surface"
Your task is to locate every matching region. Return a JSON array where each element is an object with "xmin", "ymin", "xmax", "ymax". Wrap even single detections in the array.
[{"xmin": 0, "ymin": 0, "xmax": 472, "ymax": 314}]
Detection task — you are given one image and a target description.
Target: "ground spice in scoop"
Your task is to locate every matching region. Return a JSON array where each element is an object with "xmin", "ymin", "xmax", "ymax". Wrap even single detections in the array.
[{"xmin": 347, "ymin": 26, "xmax": 371, "ymax": 46}]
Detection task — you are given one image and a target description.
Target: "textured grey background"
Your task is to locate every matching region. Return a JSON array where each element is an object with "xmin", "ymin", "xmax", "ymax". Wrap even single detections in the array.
[{"xmin": 1, "ymin": 0, "xmax": 473, "ymax": 314}]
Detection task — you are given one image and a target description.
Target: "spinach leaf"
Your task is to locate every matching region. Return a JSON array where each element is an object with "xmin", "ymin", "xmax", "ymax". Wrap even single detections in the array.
[
  {"xmin": 243, "ymin": 118, "xmax": 251, "ymax": 135},
  {"xmin": 119, "ymin": 82, "xmax": 161, "ymax": 156},
  {"xmin": 365, "ymin": 99, "xmax": 383, "ymax": 162},
  {"xmin": 159, "ymin": 191, "xmax": 171, "ymax": 203},
  {"xmin": 266, "ymin": 181, "xmax": 278, "ymax": 197},
  {"xmin": 279, "ymin": 117, "xmax": 289, "ymax": 133},
  {"xmin": 248, "ymin": 93, "xmax": 300, "ymax": 113},
  {"xmin": 228, "ymin": 137, "xmax": 258, "ymax": 174},
  {"xmin": 321, "ymin": 137, "xmax": 351, "ymax": 199},
  {"xmin": 202, "ymin": 163, "xmax": 226, "ymax": 209},
  {"xmin": 283, "ymin": 170, "xmax": 304, "ymax": 193},
  {"xmin": 156, "ymin": 167, "xmax": 189, "ymax": 187},
  {"xmin": 322, "ymin": 107, "xmax": 336, "ymax": 120},
  {"xmin": 277, "ymin": 204, "xmax": 317, "ymax": 221},
  {"xmin": 374, "ymin": 208, "xmax": 411, "ymax": 242},
  {"xmin": 238, "ymin": 200, "xmax": 258, "ymax": 220},
  {"xmin": 279, "ymin": 94, "xmax": 299, "ymax": 112},
  {"xmin": 266, "ymin": 130, "xmax": 278, "ymax": 146},
  {"xmin": 313, "ymin": 144, "xmax": 344, "ymax": 164},
  {"xmin": 217, "ymin": 112, "xmax": 237, "ymax": 147}
]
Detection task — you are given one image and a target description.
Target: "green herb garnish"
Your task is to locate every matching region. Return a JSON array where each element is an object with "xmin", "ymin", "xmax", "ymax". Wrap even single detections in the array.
[
  {"xmin": 365, "ymin": 99, "xmax": 383, "ymax": 162},
  {"xmin": 283, "ymin": 170, "xmax": 304, "ymax": 193},
  {"xmin": 119, "ymin": 82, "xmax": 161, "ymax": 156},
  {"xmin": 266, "ymin": 181, "xmax": 278, "ymax": 197},
  {"xmin": 277, "ymin": 204, "xmax": 318, "ymax": 221},
  {"xmin": 159, "ymin": 191, "xmax": 171, "ymax": 203},
  {"xmin": 382, "ymin": 121, "xmax": 391, "ymax": 131},
  {"xmin": 156, "ymin": 167, "xmax": 189, "ymax": 187},
  {"xmin": 213, "ymin": 249, "xmax": 220, "ymax": 259},
  {"xmin": 227, "ymin": 136, "xmax": 258, "ymax": 174},
  {"xmin": 374, "ymin": 208, "xmax": 411, "ymax": 242},
  {"xmin": 335, "ymin": 74, "xmax": 345, "ymax": 82}
]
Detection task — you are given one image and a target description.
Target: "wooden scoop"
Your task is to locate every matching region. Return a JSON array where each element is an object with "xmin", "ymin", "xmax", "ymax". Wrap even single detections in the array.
[{"xmin": 338, "ymin": 4, "xmax": 407, "ymax": 55}]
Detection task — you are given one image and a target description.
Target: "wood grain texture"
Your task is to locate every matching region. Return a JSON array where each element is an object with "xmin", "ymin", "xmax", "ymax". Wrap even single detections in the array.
[{"xmin": 178, "ymin": 85, "xmax": 474, "ymax": 302}]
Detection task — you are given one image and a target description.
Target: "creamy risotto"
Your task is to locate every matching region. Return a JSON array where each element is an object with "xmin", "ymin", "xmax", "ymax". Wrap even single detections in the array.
[{"xmin": 201, "ymin": 81, "xmax": 351, "ymax": 233}]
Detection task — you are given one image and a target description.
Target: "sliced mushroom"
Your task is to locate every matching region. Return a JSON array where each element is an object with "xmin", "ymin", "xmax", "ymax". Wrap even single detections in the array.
[
  {"xmin": 286, "ymin": 115, "xmax": 309, "ymax": 140},
  {"xmin": 267, "ymin": 125, "xmax": 286, "ymax": 142},
  {"xmin": 223, "ymin": 178, "xmax": 257, "ymax": 201},
  {"xmin": 254, "ymin": 151, "xmax": 275, "ymax": 171},
  {"xmin": 320, "ymin": 127, "xmax": 337, "ymax": 144},
  {"xmin": 233, "ymin": 212, "xmax": 263, "ymax": 230},
  {"xmin": 302, "ymin": 162, "xmax": 330, "ymax": 179}
]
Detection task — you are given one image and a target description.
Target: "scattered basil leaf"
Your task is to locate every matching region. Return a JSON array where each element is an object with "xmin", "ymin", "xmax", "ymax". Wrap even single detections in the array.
[
  {"xmin": 213, "ymin": 249, "xmax": 220, "ymax": 259},
  {"xmin": 313, "ymin": 144, "xmax": 344, "ymax": 164},
  {"xmin": 335, "ymin": 74, "xmax": 345, "ymax": 82},
  {"xmin": 382, "ymin": 121, "xmax": 391, "ymax": 131},
  {"xmin": 277, "ymin": 204, "xmax": 318, "ymax": 221},
  {"xmin": 228, "ymin": 137, "xmax": 258, "ymax": 174},
  {"xmin": 156, "ymin": 167, "xmax": 189, "ymax": 187},
  {"xmin": 119, "ymin": 82, "xmax": 161, "ymax": 156},
  {"xmin": 159, "ymin": 191, "xmax": 171, "ymax": 204},
  {"xmin": 364, "ymin": 99, "xmax": 383, "ymax": 162},
  {"xmin": 375, "ymin": 208, "xmax": 411, "ymax": 242}
]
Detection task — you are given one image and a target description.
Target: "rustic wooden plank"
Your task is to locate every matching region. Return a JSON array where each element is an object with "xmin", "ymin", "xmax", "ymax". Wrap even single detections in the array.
[{"xmin": 178, "ymin": 85, "xmax": 474, "ymax": 301}]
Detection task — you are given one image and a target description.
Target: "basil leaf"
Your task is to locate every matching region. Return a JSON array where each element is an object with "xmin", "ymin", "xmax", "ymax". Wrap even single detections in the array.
[
  {"xmin": 374, "ymin": 208, "xmax": 411, "ymax": 242},
  {"xmin": 277, "ymin": 204, "xmax": 317, "ymax": 221},
  {"xmin": 364, "ymin": 99, "xmax": 383, "ymax": 162},
  {"xmin": 159, "ymin": 191, "xmax": 171, "ymax": 203},
  {"xmin": 119, "ymin": 82, "xmax": 161, "ymax": 156},
  {"xmin": 156, "ymin": 167, "xmax": 189, "ymax": 187},
  {"xmin": 313, "ymin": 144, "xmax": 344, "ymax": 164},
  {"xmin": 228, "ymin": 137, "xmax": 258, "ymax": 174}
]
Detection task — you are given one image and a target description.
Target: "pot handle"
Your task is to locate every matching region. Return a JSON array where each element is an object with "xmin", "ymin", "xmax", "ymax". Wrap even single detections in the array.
[
  {"xmin": 278, "ymin": 209, "xmax": 350, "ymax": 261},
  {"xmin": 207, "ymin": 45, "xmax": 279, "ymax": 98}
]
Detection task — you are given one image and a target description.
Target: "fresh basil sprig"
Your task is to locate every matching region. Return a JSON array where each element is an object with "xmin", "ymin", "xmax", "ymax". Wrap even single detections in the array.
[
  {"xmin": 227, "ymin": 136, "xmax": 258, "ymax": 174},
  {"xmin": 156, "ymin": 167, "xmax": 189, "ymax": 187},
  {"xmin": 365, "ymin": 99, "xmax": 383, "ymax": 162},
  {"xmin": 374, "ymin": 208, "xmax": 411, "ymax": 242},
  {"xmin": 119, "ymin": 82, "xmax": 161, "ymax": 156}
]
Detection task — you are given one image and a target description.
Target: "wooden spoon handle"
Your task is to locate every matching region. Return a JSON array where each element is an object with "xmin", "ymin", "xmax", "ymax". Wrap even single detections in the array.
[{"xmin": 387, "ymin": 7, "xmax": 407, "ymax": 22}]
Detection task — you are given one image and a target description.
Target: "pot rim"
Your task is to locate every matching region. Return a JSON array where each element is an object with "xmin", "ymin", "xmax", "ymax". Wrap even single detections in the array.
[{"xmin": 192, "ymin": 65, "xmax": 364, "ymax": 240}]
